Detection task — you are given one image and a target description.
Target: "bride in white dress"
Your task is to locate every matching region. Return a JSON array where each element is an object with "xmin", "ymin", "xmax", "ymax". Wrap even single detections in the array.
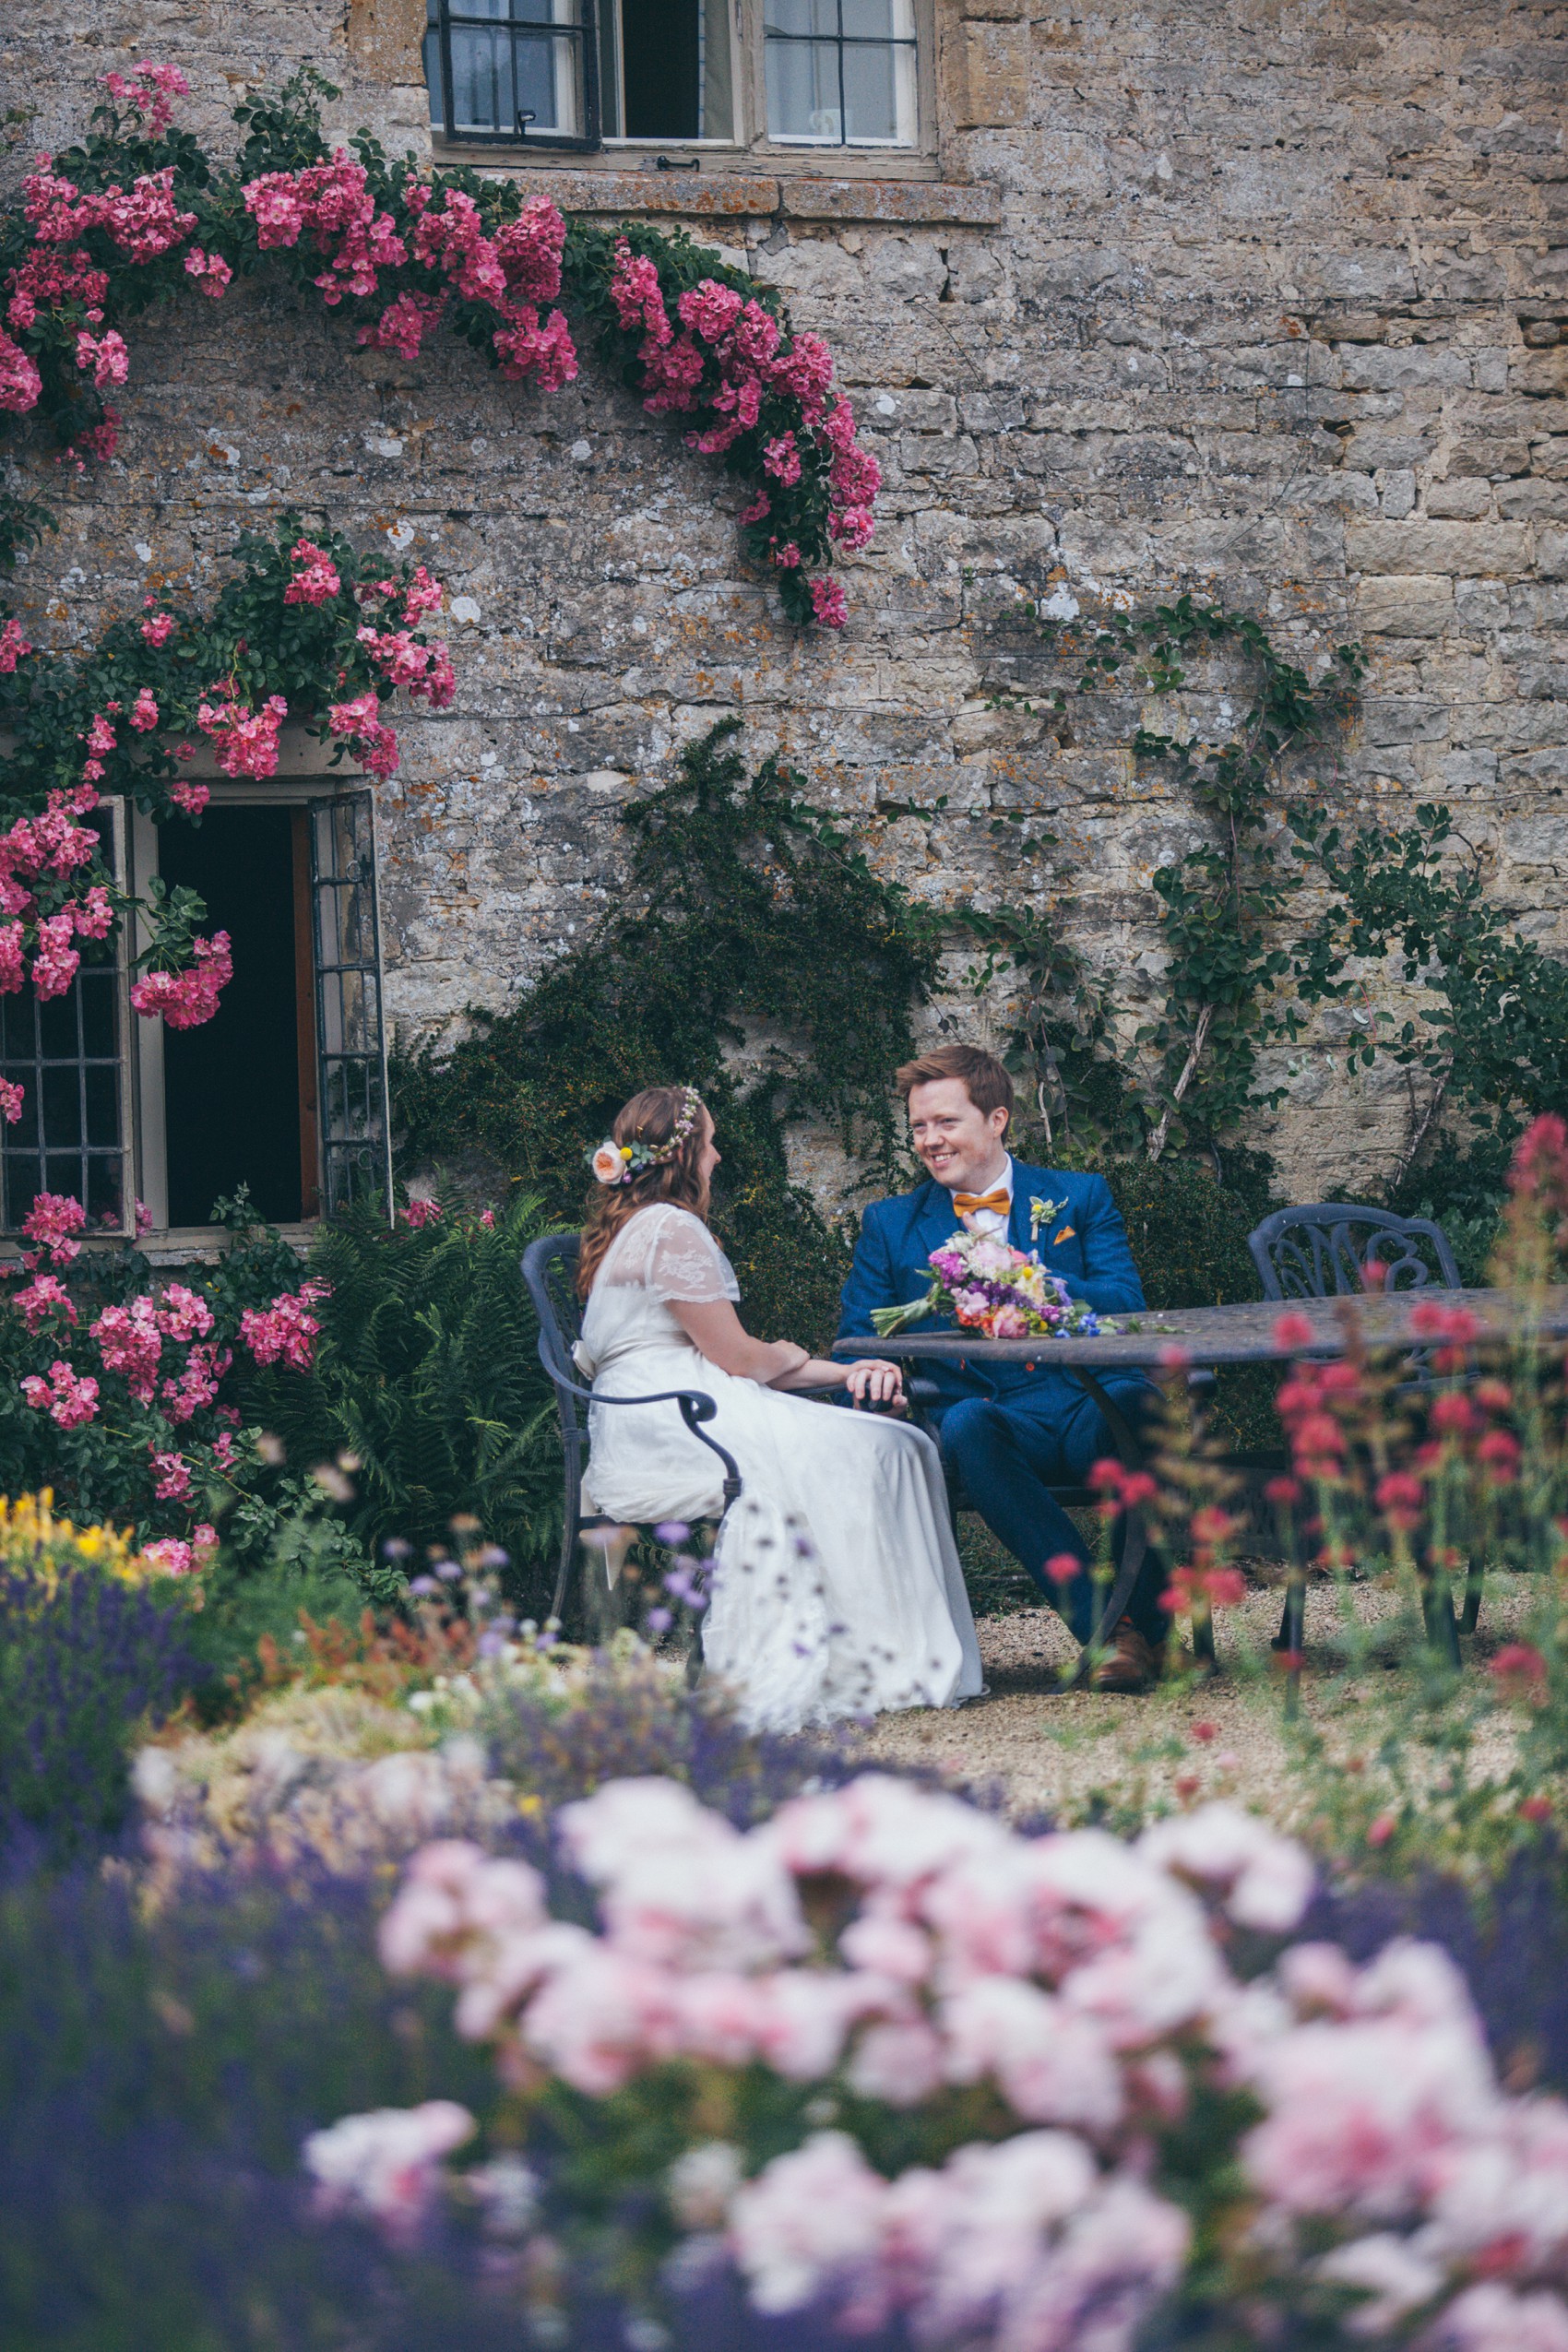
[{"xmin": 573, "ymin": 1085, "xmax": 983, "ymax": 1732}]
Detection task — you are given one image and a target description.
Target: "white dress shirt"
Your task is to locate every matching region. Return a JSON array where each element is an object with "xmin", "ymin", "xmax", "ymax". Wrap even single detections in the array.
[{"xmin": 956, "ymin": 1154, "xmax": 1015, "ymax": 1239}]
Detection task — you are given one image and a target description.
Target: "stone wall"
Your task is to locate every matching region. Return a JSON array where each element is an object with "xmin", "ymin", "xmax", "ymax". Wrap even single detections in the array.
[{"xmin": 5, "ymin": 0, "xmax": 1567, "ymax": 1200}]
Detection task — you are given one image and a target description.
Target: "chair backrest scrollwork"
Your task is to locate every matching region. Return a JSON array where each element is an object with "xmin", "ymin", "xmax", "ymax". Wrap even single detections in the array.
[
  {"xmin": 1248, "ymin": 1203, "xmax": 1461, "ymax": 1302},
  {"xmin": 521, "ymin": 1233, "xmax": 587, "ymax": 1442}
]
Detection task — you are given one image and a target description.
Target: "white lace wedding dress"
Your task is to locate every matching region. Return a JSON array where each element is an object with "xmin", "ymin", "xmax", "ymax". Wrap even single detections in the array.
[{"xmin": 576, "ymin": 1203, "xmax": 983, "ymax": 1732}]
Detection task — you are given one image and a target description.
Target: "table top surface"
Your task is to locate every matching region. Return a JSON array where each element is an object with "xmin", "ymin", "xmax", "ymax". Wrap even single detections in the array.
[{"xmin": 831, "ymin": 1285, "xmax": 1568, "ymax": 1371}]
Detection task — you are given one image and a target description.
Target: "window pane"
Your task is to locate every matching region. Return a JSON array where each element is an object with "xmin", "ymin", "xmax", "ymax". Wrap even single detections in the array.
[
  {"xmin": 85, "ymin": 1153, "xmax": 122, "ymax": 1226},
  {"xmin": 841, "ymin": 34, "xmax": 914, "ymax": 142},
  {"xmin": 37, "ymin": 991, "xmax": 78, "ymax": 1059},
  {"xmin": 42, "ymin": 1063, "xmax": 82, "ymax": 1148},
  {"xmin": 766, "ymin": 37, "xmax": 843, "ymax": 139},
  {"xmin": 79, "ymin": 968, "xmax": 116, "ymax": 1057},
  {"xmin": 84, "ymin": 1063, "xmax": 119, "ymax": 1147},
  {"xmin": 766, "ymin": 0, "xmax": 840, "ymax": 36},
  {"xmin": 841, "ymin": 0, "xmax": 914, "ymax": 36},
  {"xmin": 440, "ymin": 1, "xmax": 584, "ymax": 136}
]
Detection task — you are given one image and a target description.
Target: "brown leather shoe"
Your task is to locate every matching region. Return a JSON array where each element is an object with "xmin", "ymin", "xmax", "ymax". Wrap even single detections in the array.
[{"xmin": 1091, "ymin": 1618, "xmax": 1163, "ymax": 1693}]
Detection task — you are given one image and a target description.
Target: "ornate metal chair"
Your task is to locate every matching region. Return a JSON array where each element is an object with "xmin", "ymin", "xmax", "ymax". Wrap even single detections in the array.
[
  {"xmin": 1249, "ymin": 1204, "xmax": 1460, "ymax": 1300},
  {"xmin": 521, "ymin": 1234, "xmax": 741, "ymax": 1626},
  {"xmin": 1246, "ymin": 1201, "xmax": 1472, "ymax": 1665}
]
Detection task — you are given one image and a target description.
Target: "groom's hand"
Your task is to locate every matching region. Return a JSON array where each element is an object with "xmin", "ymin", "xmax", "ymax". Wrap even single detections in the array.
[{"xmin": 845, "ymin": 1359, "xmax": 907, "ymax": 1411}]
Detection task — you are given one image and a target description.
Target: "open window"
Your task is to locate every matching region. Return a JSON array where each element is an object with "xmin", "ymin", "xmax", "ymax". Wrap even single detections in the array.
[
  {"xmin": 0, "ymin": 781, "xmax": 397, "ymax": 1246},
  {"xmin": 422, "ymin": 0, "xmax": 921, "ymax": 153},
  {"xmin": 130, "ymin": 787, "xmax": 392, "ymax": 1235}
]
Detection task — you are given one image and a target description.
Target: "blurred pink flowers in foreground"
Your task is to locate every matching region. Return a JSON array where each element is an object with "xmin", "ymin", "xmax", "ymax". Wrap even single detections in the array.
[{"xmin": 298, "ymin": 1771, "xmax": 1568, "ymax": 2346}]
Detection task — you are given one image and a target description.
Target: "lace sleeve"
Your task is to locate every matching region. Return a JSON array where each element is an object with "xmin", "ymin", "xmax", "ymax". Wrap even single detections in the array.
[
  {"xmin": 601, "ymin": 1206, "xmax": 739, "ymax": 1304},
  {"xmin": 647, "ymin": 1210, "xmax": 741, "ymax": 1305}
]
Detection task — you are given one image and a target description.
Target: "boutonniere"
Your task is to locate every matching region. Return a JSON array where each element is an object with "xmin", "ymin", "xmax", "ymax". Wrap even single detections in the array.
[
  {"xmin": 1030, "ymin": 1194, "xmax": 1076, "ymax": 1249},
  {"xmin": 1029, "ymin": 1194, "xmax": 1065, "ymax": 1242}
]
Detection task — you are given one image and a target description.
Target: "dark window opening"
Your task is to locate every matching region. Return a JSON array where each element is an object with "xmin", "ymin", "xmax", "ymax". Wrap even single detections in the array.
[
  {"xmin": 620, "ymin": 0, "xmax": 700, "ymax": 137},
  {"xmin": 0, "ymin": 961, "xmax": 123, "ymax": 1229},
  {"xmin": 157, "ymin": 806, "xmax": 317, "ymax": 1228}
]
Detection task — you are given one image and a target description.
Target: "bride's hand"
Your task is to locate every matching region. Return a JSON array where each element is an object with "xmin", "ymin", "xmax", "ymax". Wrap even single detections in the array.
[{"xmin": 845, "ymin": 1359, "xmax": 906, "ymax": 1410}]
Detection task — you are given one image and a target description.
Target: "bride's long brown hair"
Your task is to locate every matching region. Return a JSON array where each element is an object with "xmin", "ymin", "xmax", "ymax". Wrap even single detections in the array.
[{"xmin": 576, "ymin": 1086, "xmax": 711, "ymax": 1298}]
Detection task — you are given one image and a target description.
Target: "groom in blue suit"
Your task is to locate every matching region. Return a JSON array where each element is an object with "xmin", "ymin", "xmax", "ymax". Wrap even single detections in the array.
[{"xmin": 837, "ymin": 1043, "xmax": 1169, "ymax": 1691}]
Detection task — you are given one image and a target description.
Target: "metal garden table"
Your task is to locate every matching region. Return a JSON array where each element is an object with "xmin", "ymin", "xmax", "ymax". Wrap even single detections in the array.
[{"xmin": 834, "ymin": 1286, "xmax": 1568, "ymax": 1686}]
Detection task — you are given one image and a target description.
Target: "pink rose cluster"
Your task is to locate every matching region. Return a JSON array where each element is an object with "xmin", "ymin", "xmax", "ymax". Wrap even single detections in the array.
[
  {"xmin": 89, "ymin": 1282, "xmax": 223, "ymax": 1414},
  {"xmin": 20, "ymin": 1190, "xmax": 89, "ymax": 1266},
  {"xmin": 239, "ymin": 1277, "xmax": 330, "ymax": 1372},
  {"xmin": 129, "ymin": 930, "xmax": 232, "ymax": 1028},
  {"xmin": 100, "ymin": 61, "xmax": 190, "ymax": 139},
  {"xmin": 283, "ymin": 537, "xmax": 341, "ymax": 606},
  {"xmin": 604, "ymin": 240, "xmax": 880, "ymax": 618},
  {"xmin": 196, "ymin": 690, "xmax": 288, "ymax": 780},
  {"xmin": 242, "ymin": 153, "xmax": 407, "ymax": 306},
  {"xmin": 318, "ymin": 1774, "xmax": 1568, "ymax": 2350},
  {"xmin": 1, "ymin": 142, "xmax": 203, "ymax": 421},
  {"xmin": 0, "ymin": 777, "xmax": 109, "ymax": 1006},
  {"xmin": 241, "ymin": 158, "xmax": 577, "ymax": 395}
]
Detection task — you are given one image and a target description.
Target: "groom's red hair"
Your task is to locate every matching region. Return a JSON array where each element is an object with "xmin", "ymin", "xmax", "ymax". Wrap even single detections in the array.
[{"xmin": 895, "ymin": 1044, "xmax": 1014, "ymax": 1127}]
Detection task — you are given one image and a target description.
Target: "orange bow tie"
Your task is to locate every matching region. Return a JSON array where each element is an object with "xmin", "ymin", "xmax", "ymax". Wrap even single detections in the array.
[{"xmin": 954, "ymin": 1188, "xmax": 1010, "ymax": 1219}]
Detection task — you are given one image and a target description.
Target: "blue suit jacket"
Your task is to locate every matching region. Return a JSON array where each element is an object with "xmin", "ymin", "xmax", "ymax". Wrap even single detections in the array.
[{"xmin": 836, "ymin": 1159, "xmax": 1149, "ymax": 1414}]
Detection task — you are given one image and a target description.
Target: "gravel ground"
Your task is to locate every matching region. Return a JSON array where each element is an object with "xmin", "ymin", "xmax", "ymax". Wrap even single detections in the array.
[{"xmin": 851, "ymin": 1572, "xmax": 1537, "ymax": 1828}]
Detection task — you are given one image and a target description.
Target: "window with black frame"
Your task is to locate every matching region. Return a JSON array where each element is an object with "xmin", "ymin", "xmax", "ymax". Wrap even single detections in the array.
[
  {"xmin": 423, "ymin": 0, "xmax": 917, "ymax": 148},
  {"xmin": 0, "ymin": 956, "xmax": 125, "ymax": 1232},
  {"xmin": 425, "ymin": 0, "xmax": 597, "ymax": 145}
]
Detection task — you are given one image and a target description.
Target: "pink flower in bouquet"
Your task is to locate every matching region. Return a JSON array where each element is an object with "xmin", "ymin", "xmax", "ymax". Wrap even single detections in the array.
[
  {"xmin": 0, "ymin": 331, "xmax": 42, "ymax": 415},
  {"xmin": 75, "ymin": 328, "xmax": 129, "ymax": 390},
  {"xmin": 130, "ymin": 932, "xmax": 232, "ymax": 1028},
  {"xmin": 156, "ymin": 1282, "xmax": 213, "ymax": 1341},
  {"xmin": 239, "ymin": 1277, "xmax": 329, "ymax": 1371},
  {"xmin": 0, "ymin": 1078, "xmax": 21, "ymax": 1125}
]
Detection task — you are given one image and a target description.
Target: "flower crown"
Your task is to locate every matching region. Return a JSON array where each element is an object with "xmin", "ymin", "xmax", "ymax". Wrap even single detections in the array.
[{"xmin": 588, "ymin": 1087, "xmax": 703, "ymax": 1187}]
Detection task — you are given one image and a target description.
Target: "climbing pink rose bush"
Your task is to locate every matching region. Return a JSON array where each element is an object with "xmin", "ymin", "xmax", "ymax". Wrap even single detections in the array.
[
  {"xmin": 302, "ymin": 1772, "xmax": 1568, "ymax": 2347},
  {"xmin": 0, "ymin": 1194, "xmax": 334, "ymax": 1550},
  {"xmin": 0, "ymin": 65, "xmax": 874, "ymax": 632},
  {"xmin": 0, "ymin": 513, "xmax": 451, "ymax": 1124}
]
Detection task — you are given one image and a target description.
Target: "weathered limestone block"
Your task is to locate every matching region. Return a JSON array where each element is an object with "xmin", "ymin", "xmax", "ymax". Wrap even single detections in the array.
[{"xmin": 947, "ymin": 21, "xmax": 1029, "ymax": 128}]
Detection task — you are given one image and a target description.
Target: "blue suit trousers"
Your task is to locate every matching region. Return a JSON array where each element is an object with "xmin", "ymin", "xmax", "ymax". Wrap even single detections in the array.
[{"xmin": 932, "ymin": 1386, "xmax": 1170, "ymax": 1645}]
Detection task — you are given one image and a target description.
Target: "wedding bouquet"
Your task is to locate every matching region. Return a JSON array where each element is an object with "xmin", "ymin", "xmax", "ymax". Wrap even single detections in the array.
[{"xmin": 871, "ymin": 1229, "xmax": 1113, "ymax": 1342}]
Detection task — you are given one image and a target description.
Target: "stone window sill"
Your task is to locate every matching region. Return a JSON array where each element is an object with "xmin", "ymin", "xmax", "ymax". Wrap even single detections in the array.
[{"xmin": 483, "ymin": 166, "xmax": 1002, "ymax": 227}]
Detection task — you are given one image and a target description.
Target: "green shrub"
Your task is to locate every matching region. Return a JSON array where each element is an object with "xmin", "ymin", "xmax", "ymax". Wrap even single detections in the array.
[{"xmin": 234, "ymin": 1193, "xmax": 564, "ymax": 1610}]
